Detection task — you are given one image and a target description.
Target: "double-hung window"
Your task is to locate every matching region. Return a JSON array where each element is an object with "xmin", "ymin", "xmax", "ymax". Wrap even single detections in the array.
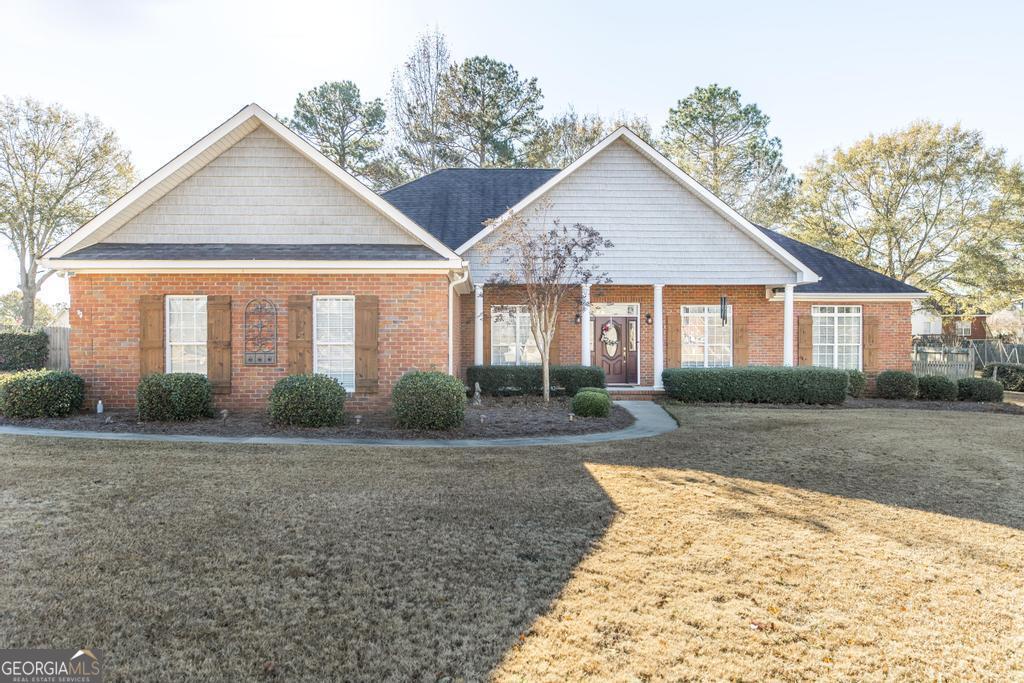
[
  {"xmin": 166, "ymin": 295, "xmax": 208, "ymax": 374},
  {"xmin": 812, "ymin": 305, "xmax": 862, "ymax": 370},
  {"xmin": 490, "ymin": 305, "xmax": 541, "ymax": 366},
  {"xmin": 680, "ymin": 305, "xmax": 733, "ymax": 367},
  {"xmin": 955, "ymin": 319, "xmax": 973, "ymax": 337},
  {"xmin": 314, "ymin": 296, "xmax": 356, "ymax": 391}
]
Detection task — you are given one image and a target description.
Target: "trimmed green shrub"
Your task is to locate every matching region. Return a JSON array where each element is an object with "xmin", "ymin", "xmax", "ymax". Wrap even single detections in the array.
[
  {"xmin": 576, "ymin": 387, "xmax": 609, "ymax": 396},
  {"xmin": 957, "ymin": 377, "xmax": 1004, "ymax": 402},
  {"xmin": 982, "ymin": 363, "xmax": 1024, "ymax": 392},
  {"xmin": 392, "ymin": 371, "xmax": 466, "ymax": 430},
  {"xmin": 846, "ymin": 370, "xmax": 866, "ymax": 398},
  {"xmin": 661, "ymin": 366, "xmax": 848, "ymax": 405},
  {"xmin": 268, "ymin": 374, "xmax": 346, "ymax": 427},
  {"xmin": 137, "ymin": 373, "xmax": 213, "ymax": 421},
  {"xmin": 917, "ymin": 375, "xmax": 958, "ymax": 401},
  {"xmin": 466, "ymin": 365, "xmax": 605, "ymax": 396},
  {"xmin": 572, "ymin": 390, "xmax": 611, "ymax": 417},
  {"xmin": 875, "ymin": 370, "xmax": 919, "ymax": 400},
  {"xmin": 0, "ymin": 370, "xmax": 84, "ymax": 418},
  {"xmin": 0, "ymin": 331, "xmax": 48, "ymax": 371}
]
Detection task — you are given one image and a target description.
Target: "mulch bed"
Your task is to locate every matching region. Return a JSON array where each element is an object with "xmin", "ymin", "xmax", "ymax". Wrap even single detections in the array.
[
  {"xmin": 663, "ymin": 397, "xmax": 1024, "ymax": 414},
  {"xmin": 0, "ymin": 396, "xmax": 634, "ymax": 440}
]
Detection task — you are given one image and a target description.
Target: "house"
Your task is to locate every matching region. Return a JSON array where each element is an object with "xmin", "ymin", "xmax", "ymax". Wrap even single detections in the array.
[{"xmin": 41, "ymin": 104, "xmax": 926, "ymax": 410}]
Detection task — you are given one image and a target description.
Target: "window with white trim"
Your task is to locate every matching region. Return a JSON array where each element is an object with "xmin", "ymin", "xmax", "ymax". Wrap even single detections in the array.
[
  {"xmin": 955, "ymin": 319, "xmax": 973, "ymax": 337},
  {"xmin": 680, "ymin": 305, "xmax": 733, "ymax": 367},
  {"xmin": 166, "ymin": 295, "xmax": 207, "ymax": 374},
  {"xmin": 490, "ymin": 305, "xmax": 541, "ymax": 366},
  {"xmin": 314, "ymin": 296, "xmax": 356, "ymax": 390},
  {"xmin": 812, "ymin": 305, "xmax": 862, "ymax": 370}
]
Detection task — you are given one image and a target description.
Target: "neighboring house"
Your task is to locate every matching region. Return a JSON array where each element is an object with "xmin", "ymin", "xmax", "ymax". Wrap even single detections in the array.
[{"xmin": 41, "ymin": 104, "xmax": 926, "ymax": 410}]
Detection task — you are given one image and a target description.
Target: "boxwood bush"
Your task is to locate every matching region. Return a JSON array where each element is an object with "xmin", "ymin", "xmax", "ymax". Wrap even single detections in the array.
[
  {"xmin": 846, "ymin": 370, "xmax": 867, "ymax": 398},
  {"xmin": 466, "ymin": 364, "xmax": 605, "ymax": 396},
  {"xmin": 982, "ymin": 363, "xmax": 1024, "ymax": 392},
  {"xmin": 268, "ymin": 374, "xmax": 346, "ymax": 427},
  {"xmin": 137, "ymin": 373, "xmax": 213, "ymax": 421},
  {"xmin": 392, "ymin": 371, "xmax": 466, "ymax": 430},
  {"xmin": 917, "ymin": 374, "xmax": 958, "ymax": 401},
  {"xmin": 0, "ymin": 370, "xmax": 84, "ymax": 418},
  {"xmin": 0, "ymin": 331, "xmax": 48, "ymax": 371},
  {"xmin": 875, "ymin": 370, "xmax": 919, "ymax": 400},
  {"xmin": 661, "ymin": 366, "xmax": 848, "ymax": 405},
  {"xmin": 957, "ymin": 377, "xmax": 1004, "ymax": 402},
  {"xmin": 572, "ymin": 390, "xmax": 611, "ymax": 417}
]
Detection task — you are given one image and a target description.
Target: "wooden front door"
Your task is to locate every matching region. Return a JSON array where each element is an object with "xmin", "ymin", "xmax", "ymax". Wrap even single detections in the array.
[{"xmin": 594, "ymin": 316, "xmax": 638, "ymax": 384}]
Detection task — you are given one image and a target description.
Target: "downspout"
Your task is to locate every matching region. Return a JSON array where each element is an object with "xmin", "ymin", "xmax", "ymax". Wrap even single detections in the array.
[{"xmin": 449, "ymin": 266, "xmax": 471, "ymax": 375}]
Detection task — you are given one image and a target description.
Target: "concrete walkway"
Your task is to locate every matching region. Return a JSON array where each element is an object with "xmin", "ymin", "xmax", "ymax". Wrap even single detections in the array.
[{"xmin": 0, "ymin": 401, "xmax": 678, "ymax": 449}]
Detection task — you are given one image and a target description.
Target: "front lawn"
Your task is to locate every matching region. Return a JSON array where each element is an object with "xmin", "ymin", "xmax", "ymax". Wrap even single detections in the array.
[{"xmin": 0, "ymin": 406, "xmax": 1021, "ymax": 679}]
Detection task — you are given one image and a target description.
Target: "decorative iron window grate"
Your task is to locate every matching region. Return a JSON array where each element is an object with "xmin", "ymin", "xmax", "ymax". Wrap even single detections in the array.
[{"xmin": 244, "ymin": 299, "xmax": 277, "ymax": 365}]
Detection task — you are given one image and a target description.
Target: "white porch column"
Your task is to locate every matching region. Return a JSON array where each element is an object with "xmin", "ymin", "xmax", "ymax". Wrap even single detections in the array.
[
  {"xmin": 581, "ymin": 284, "xmax": 592, "ymax": 366},
  {"xmin": 474, "ymin": 285, "xmax": 484, "ymax": 365},
  {"xmin": 653, "ymin": 284, "xmax": 664, "ymax": 388},
  {"xmin": 783, "ymin": 284, "xmax": 795, "ymax": 366}
]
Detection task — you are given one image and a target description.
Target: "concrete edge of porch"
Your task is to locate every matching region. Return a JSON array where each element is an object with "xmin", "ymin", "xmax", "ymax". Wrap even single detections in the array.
[{"xmin": 0, "ymin": 401, "xmax": 678, "ymax": 450}]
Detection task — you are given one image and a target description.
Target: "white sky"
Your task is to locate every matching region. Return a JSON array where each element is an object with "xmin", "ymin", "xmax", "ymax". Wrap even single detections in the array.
[{"xmin": 2, "ymin": 0, "xmax": 1022, "ymax": 304}]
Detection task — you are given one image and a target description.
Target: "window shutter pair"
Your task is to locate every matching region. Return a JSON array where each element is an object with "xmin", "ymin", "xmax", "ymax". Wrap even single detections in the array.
[
  {"xmin": 138, "ymin": 294, "xmax": 231, "ymax": 393},
  {"xmin": 287, "ymin": 295, "xmax": 378, "ymax": 393}
]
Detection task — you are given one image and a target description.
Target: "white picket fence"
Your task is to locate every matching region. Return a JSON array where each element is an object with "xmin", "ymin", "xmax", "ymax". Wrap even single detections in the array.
[{"xmin": 911, "ymin": 348, "xmax": 974, "ymax": 380}]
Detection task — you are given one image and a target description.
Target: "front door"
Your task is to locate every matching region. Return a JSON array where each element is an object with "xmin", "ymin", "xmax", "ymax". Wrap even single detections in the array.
[{"xmin": 594, "ymin": 316, "xmax": 638, "ymax": 384}]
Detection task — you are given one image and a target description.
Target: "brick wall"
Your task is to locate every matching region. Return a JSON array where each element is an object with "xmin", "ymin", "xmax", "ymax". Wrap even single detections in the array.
[
  {"xmin": 457, "ymin": 284, "xmax": 913, "ymax": 383},
  {"xmin": 69, "ymin": 273, "xmax": 451, "ymax": 411}
]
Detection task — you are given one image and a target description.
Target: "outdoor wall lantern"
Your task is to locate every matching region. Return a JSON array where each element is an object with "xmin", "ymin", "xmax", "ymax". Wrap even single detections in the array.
[
  {"xmin": 574, "ymin": 313, "xmax": 582, "ymax": 325},
  {"xmin": 645, "ymin": 312, "xmax": 653, "ymax": 325}
]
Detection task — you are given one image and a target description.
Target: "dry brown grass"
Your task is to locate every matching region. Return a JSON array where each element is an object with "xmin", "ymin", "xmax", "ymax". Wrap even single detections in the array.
[{"xmin": 1, "ymin": 406, "xmax": 1022, "ymax": 680}]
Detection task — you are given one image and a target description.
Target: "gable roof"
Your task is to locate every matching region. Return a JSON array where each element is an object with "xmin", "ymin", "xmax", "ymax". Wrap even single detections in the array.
[
  {"xmin": 757, "ymin": 228, "xmax": 926, "ymax": 295},
  {"xmin": 385, "ymin": 166, "xmax": 927, "ymax": 297},
  {"xmin": 44, "ymin": 104, "xmax": 460, "ymax": 263},
  {"xmin": 444, "ymin": 127, "xmax": 819, "ymax": 283},
  {"xmin": 384, "ymin": 168, "xmax": 560, "ymax": 250}
]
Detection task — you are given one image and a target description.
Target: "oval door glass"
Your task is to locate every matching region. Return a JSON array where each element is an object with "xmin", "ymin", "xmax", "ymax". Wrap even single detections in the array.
[{"xmin": 601, "ymin": 321, "xmax": 620, "ymax": 356}]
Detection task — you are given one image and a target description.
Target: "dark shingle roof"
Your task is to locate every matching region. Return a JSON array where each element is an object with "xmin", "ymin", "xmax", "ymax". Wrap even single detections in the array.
[
  {"xmin": 383, "ymin": 167, "xmax": 925, "ymax": 296},
  {"xmin": 63, "ymin": 243, "xmax": 444, "ymax": 261},
  {"xmin": 383, "ymin": 168, "xmax": 559, "ymax": 249},
  {"xmin": 756, "ymin": 228, "xmax": 925, "ymax": 295}
]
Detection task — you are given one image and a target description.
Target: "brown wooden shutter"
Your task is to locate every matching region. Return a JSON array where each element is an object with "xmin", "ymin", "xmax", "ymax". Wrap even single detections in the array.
[
  {"xmin": 862, "ymin": 315, "xmax": 880, "ymax": 372},
  {"xmin": 733, "ymin": 310, "xmax": 749, "ymax": 366},
  {"xmin": 483, "ymin": 306, "xmax": 491, "ymax": 365},
  {"xmin": 355, "ymin": 295, "xmax": 379, "ymax": 393},
  {"xmin": 665, "ymin": 308, "xmax": 681, "ymax": 368},
  {"xmin": 288, "ymin": 295, "xmax": 313, "ymax": 375},
  {"xmin": 206, "ymin": 295, "xmax": 232, "ymax": 394},
  {"xmin": 797, "ymin": 315, "xmax": 814, "ymax": 366},
  {"xmin": 139, "ymin": 295, "xmax": 165, "ymax": 377}
]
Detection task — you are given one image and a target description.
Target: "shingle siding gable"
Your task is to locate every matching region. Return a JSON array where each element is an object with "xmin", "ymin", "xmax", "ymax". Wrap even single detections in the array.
[
  {"xmin": 464, "ymin": 140, "xmax": 799, "ymax": 285},
  {"xmin": 104, "ymin": 125, "xmax": 419, "ymax": 246}
]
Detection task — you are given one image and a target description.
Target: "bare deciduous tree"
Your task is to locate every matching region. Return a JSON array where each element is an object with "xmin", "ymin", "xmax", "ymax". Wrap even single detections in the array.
[
  {"xmin": 482, "ymin": 201, "xmax": 611, "ymax": 400},
  {"xmin": 0, "ymin": 98, "xmax": 134, "ymax": 329}
]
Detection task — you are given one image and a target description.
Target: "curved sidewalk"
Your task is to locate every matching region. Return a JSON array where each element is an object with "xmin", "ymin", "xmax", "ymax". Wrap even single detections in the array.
[{"xmin": 0, "ymin": 401, "xmax": 678, "ymax": 449}]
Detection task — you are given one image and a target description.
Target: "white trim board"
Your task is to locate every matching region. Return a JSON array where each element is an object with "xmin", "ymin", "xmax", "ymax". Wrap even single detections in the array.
[
  {"xmin": 455, "ymin": 127, "xmax": 819, "ymax": 285},
  {"xmin": 766, "ymin": 289, "xmax": 928, "ymax": 302},
  {"xmin": 43, "ymin": 259, "xmax": 461, "ymax": 273},
  {"xmin": 45, "ymin": 103, "xmax": 459, "ymax": 262}
]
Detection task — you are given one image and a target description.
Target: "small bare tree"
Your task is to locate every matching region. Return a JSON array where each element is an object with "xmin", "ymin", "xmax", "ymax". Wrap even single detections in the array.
[{"xmin": 482, "ymin": 201, "xmax": 611, "ymax": 401}]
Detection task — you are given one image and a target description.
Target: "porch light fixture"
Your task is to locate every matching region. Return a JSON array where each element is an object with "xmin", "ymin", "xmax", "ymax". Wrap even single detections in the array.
[
  {"xmin": 574, "ymin": 313, "xmax": 582, "ymax": 325},
  {"xmin": 645, "ymin": 312, "xmax": 653, "ymax": 325}
]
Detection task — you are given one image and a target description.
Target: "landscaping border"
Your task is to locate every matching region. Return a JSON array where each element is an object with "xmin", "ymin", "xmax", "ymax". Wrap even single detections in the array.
[{"xmin": 0, "ymin": 401, "xmax": 677, "ymax": 449}]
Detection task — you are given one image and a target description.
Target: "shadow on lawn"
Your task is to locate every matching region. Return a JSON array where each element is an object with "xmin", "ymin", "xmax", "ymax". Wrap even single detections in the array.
[{"xmin": 0, "ymin": 441, "xmax": 616, "ymax": 681}]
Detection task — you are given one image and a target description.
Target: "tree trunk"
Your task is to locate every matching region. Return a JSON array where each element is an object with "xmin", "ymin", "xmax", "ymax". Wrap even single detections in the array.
[
  {"xmin": 542, "ymin": 350, "xmax": 550, "ymax": 402},
  {"xmin": 18, "ymin": 281, "xmax": 37, "ymax": 330}
]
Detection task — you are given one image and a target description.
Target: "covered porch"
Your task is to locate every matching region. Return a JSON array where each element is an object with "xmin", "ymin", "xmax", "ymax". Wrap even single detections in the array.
[{"xmin": 467, "ymin": 283, "xmax": 797, "ymax": 389}]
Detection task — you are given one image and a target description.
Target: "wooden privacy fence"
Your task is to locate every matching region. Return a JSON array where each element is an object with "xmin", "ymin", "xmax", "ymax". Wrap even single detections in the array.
[
  {"xmin": 911, "ymin": 347, "xmax": 974, "ymax": 380},
  {"xmin": 43, "ymin": 326, "xmax": 70, "ymax": 370}
]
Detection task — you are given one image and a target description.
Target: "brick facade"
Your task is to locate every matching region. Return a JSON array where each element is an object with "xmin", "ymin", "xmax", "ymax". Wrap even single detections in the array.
[
  {"xmin": 69, "ymin": 273, "xmax": 451, "ymax": 411},
  {"xmin": 458, "ymin": 284, "xmax": 913, "ymax": 385}
]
